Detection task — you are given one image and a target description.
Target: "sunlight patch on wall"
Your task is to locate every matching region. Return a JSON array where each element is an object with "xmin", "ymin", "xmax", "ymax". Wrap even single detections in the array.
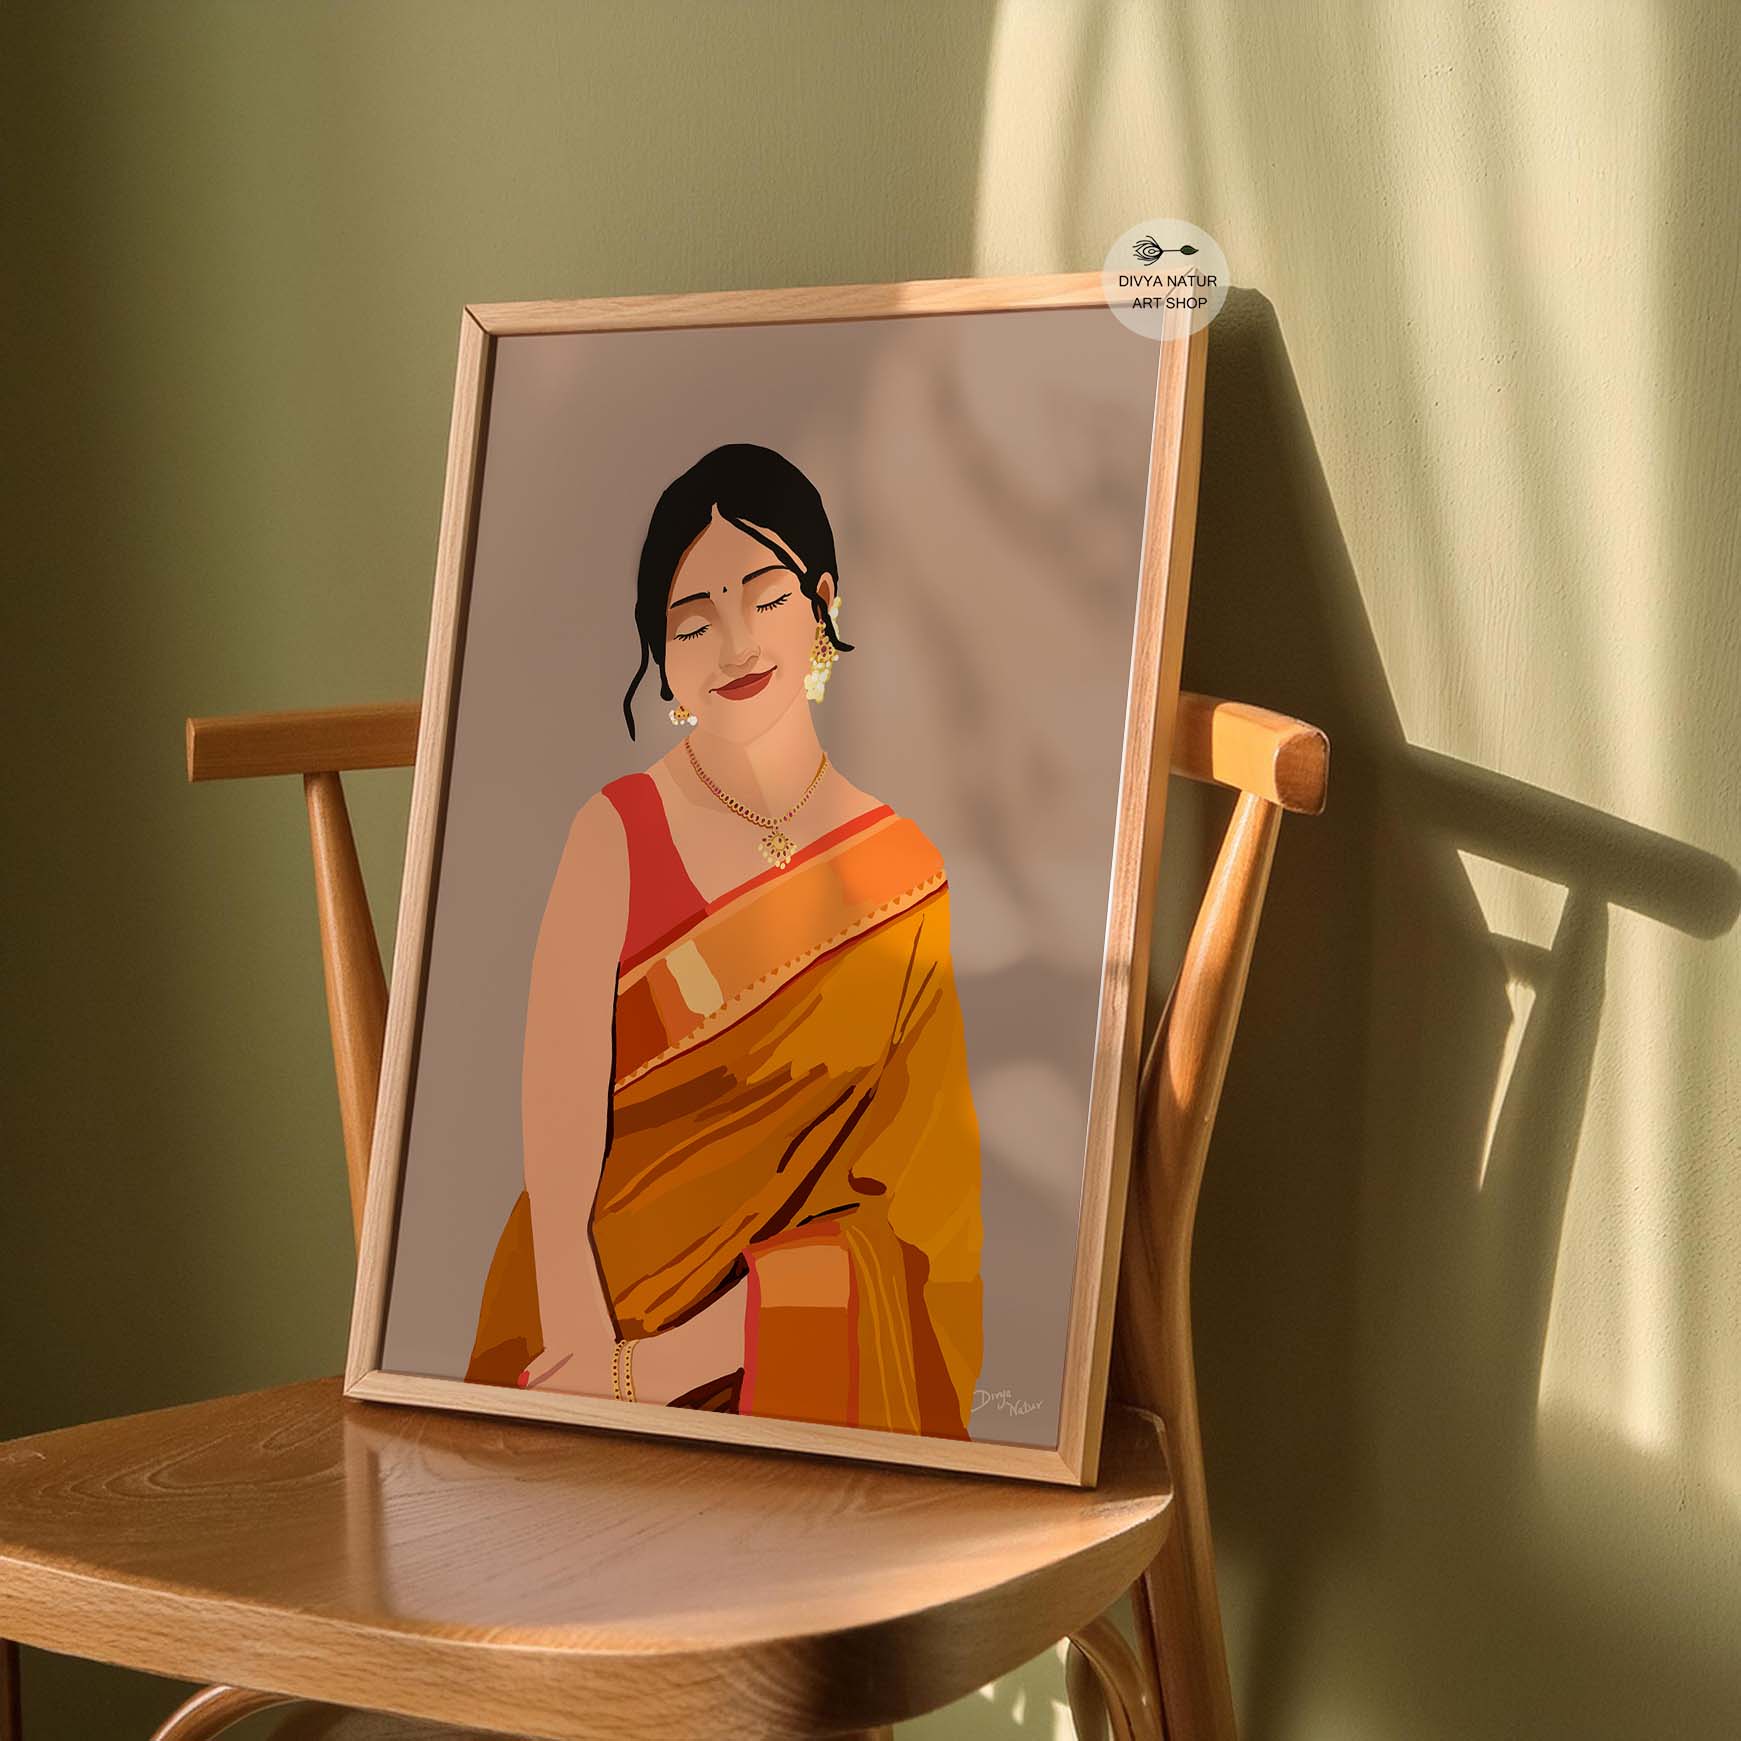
[
  {"xmin": 972, "ymin": 0, "xmax": 1192, "ymax": 278},
  {"xmin": 1454, "ymin": 849, "xmax": 1565, "ymax": 1190},
  {"xmin": 1357, "ymin": 3, "xmax": 1671, "ymax": 802},
  {"xmin": 1536, "ymin": 912, "xmax": 1682, "ymax": 1459}
]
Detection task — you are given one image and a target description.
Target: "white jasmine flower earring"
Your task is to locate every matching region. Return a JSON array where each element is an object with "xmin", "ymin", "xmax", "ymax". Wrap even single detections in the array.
[{"xmin": 669, "ymin": 700, "xmax": 695, "ymax": 726}]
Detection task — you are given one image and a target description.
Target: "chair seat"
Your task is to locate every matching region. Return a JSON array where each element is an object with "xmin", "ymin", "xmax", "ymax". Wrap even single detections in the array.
[{"xmin": 0, "ymin": 1378, "xmax": 1171, "ymax": 1739}]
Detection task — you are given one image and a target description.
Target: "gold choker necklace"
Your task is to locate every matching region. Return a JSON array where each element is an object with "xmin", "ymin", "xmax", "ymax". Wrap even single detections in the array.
[{"xmin": 684, "ymin": 739, "xmax": 829, "ymax": 869}]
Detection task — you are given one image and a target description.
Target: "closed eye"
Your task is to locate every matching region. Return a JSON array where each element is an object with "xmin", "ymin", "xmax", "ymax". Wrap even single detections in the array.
[
  {"xmin": 672, "ymin": 623, "xmax": 710, "ymax": 642},
  {"xmin": 754, "ymin": 590, "xmax": 793, "ymax": 614}
]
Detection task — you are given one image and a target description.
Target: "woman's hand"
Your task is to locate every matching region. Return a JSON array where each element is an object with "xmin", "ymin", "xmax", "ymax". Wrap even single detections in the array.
[
  {"xmin": 521, "ymin": 1276, "xmax": 752, "ymax": 1404},
  {"xmin": 519, "ymin": 1315, "xmax": 615, "ymax": 1395},
  {"xmin": 631, "ymin": 1275, "xmax": 751, "ymax": 1404}
]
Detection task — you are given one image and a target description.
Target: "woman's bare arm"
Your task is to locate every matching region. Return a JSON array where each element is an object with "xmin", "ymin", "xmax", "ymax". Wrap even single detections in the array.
[
  {"xmin": 519, "ymin": 791, "xmax": 753, "ymax": 1404},
  {"xmin": 520, "ymin": 795, "xmax": 627, "ymax": 1393}
]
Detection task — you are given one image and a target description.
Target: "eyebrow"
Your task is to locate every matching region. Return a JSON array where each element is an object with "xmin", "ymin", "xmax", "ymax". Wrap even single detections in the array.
[{"xmin": 667, "ymin": 563, "xmax": 792, "ymax": 613}]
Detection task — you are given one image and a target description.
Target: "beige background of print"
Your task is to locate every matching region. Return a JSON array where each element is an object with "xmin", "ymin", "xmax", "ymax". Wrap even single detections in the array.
[{"xmin": 377, "ymin": 307, "xmax": 1161, "ymax": 1448}]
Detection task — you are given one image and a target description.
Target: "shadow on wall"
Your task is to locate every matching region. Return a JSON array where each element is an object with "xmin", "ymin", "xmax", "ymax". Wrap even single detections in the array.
[{"xmin": 1181, "ymin": 289, "xmax": 1741, "ymax": 1741}]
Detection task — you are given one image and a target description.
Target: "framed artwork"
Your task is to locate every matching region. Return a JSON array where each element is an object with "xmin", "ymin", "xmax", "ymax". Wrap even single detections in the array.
[{"xmin": 346, "ymin": 272, "xmax": 1207, "ymax": 1485}]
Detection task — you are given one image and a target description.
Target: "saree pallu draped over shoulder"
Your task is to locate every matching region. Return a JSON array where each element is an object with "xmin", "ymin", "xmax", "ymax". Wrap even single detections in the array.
[{"xmin": 466, "ymin": 811, "xmax": 985, "ymax": 1438}]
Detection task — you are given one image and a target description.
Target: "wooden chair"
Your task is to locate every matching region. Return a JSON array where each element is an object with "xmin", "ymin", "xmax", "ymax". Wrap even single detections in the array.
[{"xmin": 0, "ymin": 690, "xmax": 1326, "ymax": 1741}]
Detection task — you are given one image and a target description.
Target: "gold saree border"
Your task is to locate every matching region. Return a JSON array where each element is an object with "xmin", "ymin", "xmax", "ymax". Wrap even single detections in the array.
[{"xmin": 613, "ymin": 815, "xmax": 946, "ymax": 1088}]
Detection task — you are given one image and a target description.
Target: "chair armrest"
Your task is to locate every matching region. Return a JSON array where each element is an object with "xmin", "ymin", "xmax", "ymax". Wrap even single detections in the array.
[
  {"xmin": 185, "ymin": 701, "xmax": 421, "ymax": 781},
  {"xmin": 1171, "ymin": 692, "xmax": 1328, "ymax": 813}
]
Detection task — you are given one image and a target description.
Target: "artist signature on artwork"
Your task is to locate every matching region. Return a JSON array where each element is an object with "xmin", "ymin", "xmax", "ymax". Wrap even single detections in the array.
[{"xmin": 972, "ymin": 1387, "xmax": 1046, "ymax": 1418}]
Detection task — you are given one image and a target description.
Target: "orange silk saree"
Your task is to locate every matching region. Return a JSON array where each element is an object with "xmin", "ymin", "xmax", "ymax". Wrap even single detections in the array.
[{"xmin": 465, "ymin": 806, "xmax": 984, "ymax": 1438}]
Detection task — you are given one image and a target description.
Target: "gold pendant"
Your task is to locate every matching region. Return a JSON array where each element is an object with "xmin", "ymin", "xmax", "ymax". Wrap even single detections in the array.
[{"xmin": 760, "ymin": 828, "xmax": 796, "ymax": 869}]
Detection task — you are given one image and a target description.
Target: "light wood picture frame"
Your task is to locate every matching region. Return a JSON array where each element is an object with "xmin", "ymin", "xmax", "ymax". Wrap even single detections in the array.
[{"xmin": 345, "ymin": 271, "xmax": 1208, "ymax": 1486}]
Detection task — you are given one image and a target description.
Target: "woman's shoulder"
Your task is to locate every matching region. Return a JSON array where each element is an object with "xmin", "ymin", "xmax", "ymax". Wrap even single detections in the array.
[
  {"xmin": 583, "ymin": 768, "xmax": 671, "ymax": 839},
  {"xmin": 594, "ymin": 766, "xmax": 658, "ymax": 806},
  {"xmin": 560, "ymin": 786, "xmax": 635, "ymax": 869},
  {"xmin": 823, "ymin": 776, "xmax": 949, "ymax": 873},
  {"xmin": 539, "ymin": 792, "xmax": 631, "ymax": 935},
  {"xmin": 827, "ymin": 766, "xmax": 885, "ymax": 823},
  {"xmin": 578, "ymin": 765, "xmax": 700, "ymax": 896}
]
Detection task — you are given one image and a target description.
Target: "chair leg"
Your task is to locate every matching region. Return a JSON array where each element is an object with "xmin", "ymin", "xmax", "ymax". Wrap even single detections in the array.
[
  {"xmin": 1066, "ymin": 1614, "xmax": 1164, "ymax": 1741},
  {"xmin": 1, "ymin": 1639, "xmax": 20, "ymax": 1741},
  {"xmin": 1134, "ymin": 1494, "xmax": 1238, "ymax": 1741},
  {"xmin": 148, "ymin": 1685, "xmax": 295, "ymax": 1740},
  {"xmin": 1065, "ymin": 1638, "xmax": 1117, "ymax": 1741}
]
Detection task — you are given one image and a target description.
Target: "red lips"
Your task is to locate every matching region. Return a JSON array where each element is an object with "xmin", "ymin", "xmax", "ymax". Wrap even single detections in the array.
[{"xmin": 712, "ymin": 667, "xmax": 775, "ymax": 701}]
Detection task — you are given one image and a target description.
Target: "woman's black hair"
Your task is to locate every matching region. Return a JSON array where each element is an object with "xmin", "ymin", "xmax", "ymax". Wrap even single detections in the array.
[{"xmin": 622, "ymin": 443, "xmax": 854, "ymax": 738}]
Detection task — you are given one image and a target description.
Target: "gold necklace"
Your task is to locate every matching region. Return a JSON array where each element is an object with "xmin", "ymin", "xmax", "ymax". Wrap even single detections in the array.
[{"xmin": 684, "ymin": 739, "xmax": 829, "ymax": 870}]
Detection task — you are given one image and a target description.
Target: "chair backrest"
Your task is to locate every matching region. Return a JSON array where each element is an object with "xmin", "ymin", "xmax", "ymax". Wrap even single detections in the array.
[
  {"xmin": 187, "ymin": 702, "xmax": 416, "ymax": 1242},
  {"xmin": 1107, "ymin": 697, "xmax": 1326, "ymax": 1740},
  {"xmin": 187, "ymin": 689, "xmax": 1327, "ymax": 1740}
]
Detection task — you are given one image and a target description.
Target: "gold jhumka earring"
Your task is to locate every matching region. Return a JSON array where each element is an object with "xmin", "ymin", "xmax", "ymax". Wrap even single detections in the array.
[{"xmin": 804, "ymin": 597, "xmax": 842, "ymax": 703}]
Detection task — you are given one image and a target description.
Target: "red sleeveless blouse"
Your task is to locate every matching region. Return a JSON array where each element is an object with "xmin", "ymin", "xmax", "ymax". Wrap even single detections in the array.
[{"xmin": 600, "ymin": 773, "xmax": 706, "ymax": 973}]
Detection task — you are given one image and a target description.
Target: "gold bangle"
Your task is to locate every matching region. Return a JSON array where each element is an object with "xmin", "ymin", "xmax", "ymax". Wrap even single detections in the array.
[{"xmin": 611, "ymin": 1337, "xmax": 637, "ymax": 1404}]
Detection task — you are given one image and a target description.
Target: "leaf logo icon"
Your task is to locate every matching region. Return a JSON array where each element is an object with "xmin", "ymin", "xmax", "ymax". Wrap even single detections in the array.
[{"xmin": 1132, "ymin": 236, "xmax": 1199, "ymax": 263}]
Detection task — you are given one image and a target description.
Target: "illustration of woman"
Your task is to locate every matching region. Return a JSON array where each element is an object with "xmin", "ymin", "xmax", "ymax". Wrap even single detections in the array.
[{"xmin": 464, "ymin": 443, "xmax": 984, "ymax": 1437}]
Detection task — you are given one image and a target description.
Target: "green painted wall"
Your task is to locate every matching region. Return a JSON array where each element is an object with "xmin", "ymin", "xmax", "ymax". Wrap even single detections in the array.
[{"xmin": 4, "ymin": 4, "xmax": 1737, "ymax": 1737}]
